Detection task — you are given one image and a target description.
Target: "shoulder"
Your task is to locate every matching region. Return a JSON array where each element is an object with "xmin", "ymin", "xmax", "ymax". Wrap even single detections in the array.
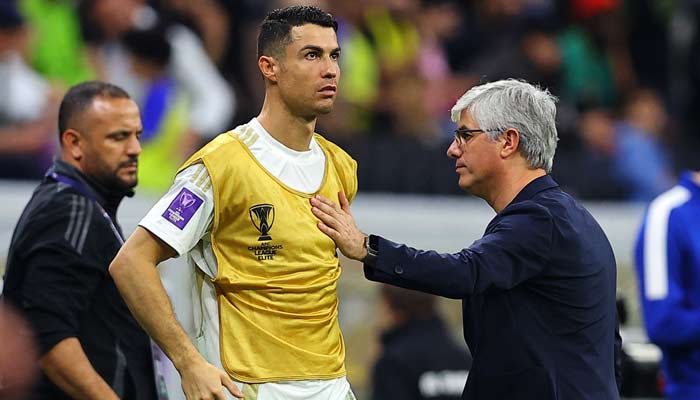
[
  {"xmin": 179, "ymin": 128, "xmax": 246, "ymax": 172},
  {"xmin": 487, "ymin": 201, "xmax": 554, "ymax": 241},
  {"xmin": 32, "ymin": 182, "xmax": 96, "ymax": 222},
  {"xmin": 643, "ymin": 185, "xmax": 693, "ymax": 236},
  {"xmin": 19, "ymin": 186, "xmax": 107, "ymax": 254},
  {"xmin": 499, "ymin": 200, "xmax": 554, "ymax": 223},
  {"xmin": 314, "ymin": 133, "xmax": 356, "ymax": 166}
]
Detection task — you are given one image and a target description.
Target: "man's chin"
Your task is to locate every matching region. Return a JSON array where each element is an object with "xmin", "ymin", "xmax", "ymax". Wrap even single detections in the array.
[
  {"xmin": 457, "ymin": 177, "xmax": 474, "ymax": 193},
  {"xmin": 116, "ymin": 173, "xmax": 138, "ymax": 191},
  {"xmin": 122, "ymin": 177, "xmax": 138, "ymax": 190},
  {"xmin": 316, "ymin": 101, "xmax": 335, "ymax": 115}
]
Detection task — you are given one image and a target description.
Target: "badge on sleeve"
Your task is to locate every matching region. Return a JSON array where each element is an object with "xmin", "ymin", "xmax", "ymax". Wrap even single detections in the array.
[{"xmin": 162, "ymin": 188, "xmax": 204, "ymax": 230}]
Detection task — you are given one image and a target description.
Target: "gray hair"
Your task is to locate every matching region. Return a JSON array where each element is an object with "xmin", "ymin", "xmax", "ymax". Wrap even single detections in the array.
[{"xmin": 450, "ymin": 79, "xmax": 559, "ymax": 173}]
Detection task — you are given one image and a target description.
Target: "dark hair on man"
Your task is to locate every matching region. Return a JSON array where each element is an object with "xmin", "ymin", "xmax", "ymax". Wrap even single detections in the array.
[
  {"xmin": 122, "ymin": 27, "xmax": 172, "ymax": 69},
  {"xmin": 381, "ymin": 284, "xmax": 436, "ymax": 319},
  {"xmin": 0, "ymin": 0, "xmax": 24, "ymax": 30},
  {"xmin": 257, "ymin": 5, "xmax": 337, "ymax": 59},
  {"xmin": 58, "ymin": 81, "xmax": 131, "ymax": 144}
]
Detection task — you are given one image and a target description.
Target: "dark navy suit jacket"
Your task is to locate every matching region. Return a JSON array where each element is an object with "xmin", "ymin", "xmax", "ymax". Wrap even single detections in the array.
[{"xmin": 365, "ymin": 175, "xmax": 620, "ymax": 400}]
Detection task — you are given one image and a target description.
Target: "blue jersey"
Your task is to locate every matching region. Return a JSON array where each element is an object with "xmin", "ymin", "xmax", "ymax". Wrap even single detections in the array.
[{"xmin": 635, "ymin": 171, "xmax": 700, "ymax": 400}]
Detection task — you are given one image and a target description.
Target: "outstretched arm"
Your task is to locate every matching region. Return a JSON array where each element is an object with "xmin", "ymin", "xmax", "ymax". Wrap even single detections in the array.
[
  {"xmin": 109, "ymin": 227, "xmax": 243, "ymax": 399},
  {"xmin": 312, "ymin": 193, "xmax": 554, "ymax": 299}
]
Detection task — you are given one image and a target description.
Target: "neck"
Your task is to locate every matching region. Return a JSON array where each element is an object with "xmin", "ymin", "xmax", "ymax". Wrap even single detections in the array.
[
  {"xmin": 693, "ymin": 171, "xmax": 700, "ymax": 185},
  {"xmin": 257, "ymin": 94, "xmax": 316, "ymax": 151},
  {"xmin": 57, "ymin": 154, "xmax": 131, "ymax": 210},
  {"xmin": 486, "ymin": 168, "xmax": 547, "ymax": 213},
  {"xmin": 60, "ymin": 151, "xmax": 82, "ymax": 171}
]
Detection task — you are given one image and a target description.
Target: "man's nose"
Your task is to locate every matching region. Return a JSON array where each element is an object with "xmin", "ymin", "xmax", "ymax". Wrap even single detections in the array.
[
  {"xmin": 322, "ymin": 57, "xmax": 338, "ymax": 78},
  {"xmin": 446, "ymin": 140, "xmax": 460, "ymax": 159},
  {"xmin": 127, "ymin": 134, "xmax": 142, "ymax": 156}
]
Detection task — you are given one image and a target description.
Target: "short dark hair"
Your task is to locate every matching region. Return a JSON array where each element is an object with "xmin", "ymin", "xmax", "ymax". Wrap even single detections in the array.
[
  {"xmin": 257, "ymin": 5, "xmax": 337, "ymax": 59},
  {"xmin": 0, "ymin": 0, "xmax": 24, "ymax": 30},
  {"xmin": 58, "ymin": 81, "xmax": 131, "ymax": 144},
  {"xmin": 122, "ymin": 27, "xmax": 172, "ymax": 69}
]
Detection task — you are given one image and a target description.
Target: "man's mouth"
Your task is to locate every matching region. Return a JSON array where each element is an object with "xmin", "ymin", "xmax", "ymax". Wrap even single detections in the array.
[
  {"xmin": 319, "ymin": 85, "xmax": 337, "ymax": 95},
  {"xmin": 120, "ymin": 161, "xmax": 138, "ymax": 172}
]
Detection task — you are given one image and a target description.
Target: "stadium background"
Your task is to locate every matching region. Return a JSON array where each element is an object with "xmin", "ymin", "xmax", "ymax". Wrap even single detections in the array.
[{"xmin": 2, "ymin": 0, "xmax": 698, "ymax": 398}]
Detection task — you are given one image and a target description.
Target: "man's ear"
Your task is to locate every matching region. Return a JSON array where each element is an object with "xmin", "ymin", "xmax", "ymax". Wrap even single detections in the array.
[
  {"xmin": 258, "ymin": 55, "xmax": 278, "ymax": 83},
  {"xmin": 500, "ymin": 128, "xmax": 520, "ymax": 159},
  {"xmin": 62, "ymin": 129, "xmax": 84, "ymax": 161}
]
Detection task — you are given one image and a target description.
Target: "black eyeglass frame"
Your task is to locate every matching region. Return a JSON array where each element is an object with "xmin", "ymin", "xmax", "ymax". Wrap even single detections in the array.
[{"xmin": 453, "ymin": 128, "xmax": 503, "ymax": 144}]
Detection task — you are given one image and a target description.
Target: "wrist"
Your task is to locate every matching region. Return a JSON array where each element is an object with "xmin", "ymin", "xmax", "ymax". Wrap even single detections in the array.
[
  {"xmin": 361, "ymin": 234, "xmax": 378, "ymax": 265},
  {"xmin": 171, "ymin": 347, "xmax": 205, "ymax": 373}
]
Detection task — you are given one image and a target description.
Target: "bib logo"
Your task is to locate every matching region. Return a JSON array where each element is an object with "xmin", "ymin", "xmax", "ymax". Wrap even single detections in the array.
[
  {"xmin": 162, "ymin": 188, "xmax": 204, "ymax": 230},
  {"xmin": 249, "ymin": 204, "xmax": 274, "ymax": 241},
  {"xmin": 248, "ymin": 203, "xmax": 283, "ymax": 261}
]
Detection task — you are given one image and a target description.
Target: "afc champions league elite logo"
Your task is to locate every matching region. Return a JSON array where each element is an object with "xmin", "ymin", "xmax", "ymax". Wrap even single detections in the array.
[
  {"xmin": 249, "ymin": 203, "xmax": 275, "ymax": 241},
  {"xmin": 162, "ymin": 188, "xmax": 204, "ymax": 230},
  {"xmin": 248, "ymin": 203, "xmax": 283, "ymax": 261}
]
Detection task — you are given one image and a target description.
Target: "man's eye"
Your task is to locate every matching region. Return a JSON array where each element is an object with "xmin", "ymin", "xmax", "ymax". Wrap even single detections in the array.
[
  {"xmin": 331, "ymin": 53, "xmax": 340, "ymax": 61},
  {"xmin": 306, "ymin": 52, "xmax": 318, "ymax": 60},
  {"xmin": 110, "ymin": 133, "xmax": 128, "ymax": 141}
]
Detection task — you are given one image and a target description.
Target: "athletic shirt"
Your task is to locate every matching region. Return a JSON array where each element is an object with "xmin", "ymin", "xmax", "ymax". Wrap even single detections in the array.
[{"xmin": 139, "ymin": 118, "xmax": 357, "ymax": 384}]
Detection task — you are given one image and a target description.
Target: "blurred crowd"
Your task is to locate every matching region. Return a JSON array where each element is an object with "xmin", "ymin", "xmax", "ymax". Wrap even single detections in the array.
[{"xmin": 1, "ymin": 0, "xmax": 699, "ymax": 199}]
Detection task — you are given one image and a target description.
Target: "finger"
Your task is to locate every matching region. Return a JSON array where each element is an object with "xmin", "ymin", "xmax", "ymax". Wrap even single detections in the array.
[
  {"xmin": 317, "ymin": 222, "xmax": 340, "ymax": 240},
  {"xmin": 221, "ymin": 372, "xmax": 244, "ymax": 398},
  {"xmin": 214, "ymin": 388, "xmax": 227, "ymax": 400},
  {"xmin": 311, "ymin": 205, "xmax": 334, "ymax": 225},
  {"xmin": 338, "ymin": 191, "xmax": 351, "ymax": 213},
  {"xmin": 311, "ymin": 200, "xmax": 342, "ymax": 220},
  {"xmin": 314, "ymin": 194, "xmax": 331, "ymax": 204},
  {"xmin": 313, "ymin": 194, "xmax": 341, "ymax": 211}
]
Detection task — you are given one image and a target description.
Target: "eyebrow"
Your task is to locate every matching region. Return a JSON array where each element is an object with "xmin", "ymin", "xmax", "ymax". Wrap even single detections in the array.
[
  {"xmin": 299, "ymin": 45, "xmax": 342, "ymax": 54},
  {"xmin": 107, "ymin": 129, "xmax": 142, "ymax": 137}
]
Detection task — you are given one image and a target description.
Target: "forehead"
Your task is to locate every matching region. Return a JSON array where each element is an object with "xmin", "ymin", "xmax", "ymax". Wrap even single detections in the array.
[
  {"xmin": 86, "ymin": 97, "xmax": 141, "ymax": 129},
  {"xmin": 287, "ymin": 24, "xmax": 338, "ymax": 50}
]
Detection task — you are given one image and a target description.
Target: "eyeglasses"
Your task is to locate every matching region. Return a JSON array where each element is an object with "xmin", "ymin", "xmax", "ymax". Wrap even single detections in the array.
[{"xmin": 453, "ymin": 128, "xmax": 501, "ymax": 145}]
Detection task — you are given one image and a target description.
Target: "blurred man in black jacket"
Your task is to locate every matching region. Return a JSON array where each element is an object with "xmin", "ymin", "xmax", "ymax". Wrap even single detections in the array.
[
  {"xmin": 2, "ymin": 81, "xmax": 157, "ymax": 400},
  {"xmin": 371, "ymin": 284, "xmax": 470, "ymax": 400}
]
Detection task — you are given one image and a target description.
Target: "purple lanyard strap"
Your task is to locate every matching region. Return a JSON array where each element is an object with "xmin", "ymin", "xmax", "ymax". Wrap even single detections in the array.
[{"xmin": 47, "ymin": 172, "xmax": 124, "ymax": 244}]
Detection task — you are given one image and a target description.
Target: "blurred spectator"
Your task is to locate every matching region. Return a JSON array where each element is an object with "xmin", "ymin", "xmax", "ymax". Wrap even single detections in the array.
[
  {"xmin": 571, "ymin": 90, "xmax": 674, "ymax": 202},
  {"xmin": 445, "ymin": 0, "xmax": 533, "ymax": 77},
  {"xmin": 612, "ymin": 89, "xmax": 674, "ymax": 201},
  {"xmin": 414, "ymin": 0, "xmax": 472, "ymax": 139},
  {"xmin": 0, "ymin": 0, "xmax": 56, "ymax": 180},
  {"xmin": 122, "ymin": 27, "xmax": 190, "ymax": 194},
  {"xmin": 0, "ymin": 303, "xmax": 38, "ymax": 400},
  {"xmin": 635, "ymin": 170, "xmax": 700, "ymax": 399},
  {"xmin": 319, "ymin": 0, "xmax": 380, "ymax": 137},
  {"xmin": 564, "ymin": 108, "xmax": 626, "ymax": 199},
  {"xmin": 20, "ymin": 0, "xmax": 95, "ymax": 87},
  {"xmin": 158, "ymin": 0, "xmax": 230, "ymax": 66},
  {"xmin": 557, "ymin": 0, "xmax": 636, "ymax": 108},
  {"xmin": 371, "ymin": 284, "xmax": 470, "ymax": 400},
  {"xmin": 364, "ymin": 0, "xmax": 428, "ymax": 138},
  {"xmin": 83, "ymin": 0, "xmax": 235, "ymax": 140}
]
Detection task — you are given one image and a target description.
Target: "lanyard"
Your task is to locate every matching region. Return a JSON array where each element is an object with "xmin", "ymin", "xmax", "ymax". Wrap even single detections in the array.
[{"xmin": 47, "ymin": 172, "xmax": 124, "ymax": 244}]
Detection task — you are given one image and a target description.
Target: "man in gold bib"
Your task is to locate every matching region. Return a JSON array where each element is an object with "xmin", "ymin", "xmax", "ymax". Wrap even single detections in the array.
[{"xmin": 109, "ymin": 6, "xmax": 358, "ymax": 400}]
